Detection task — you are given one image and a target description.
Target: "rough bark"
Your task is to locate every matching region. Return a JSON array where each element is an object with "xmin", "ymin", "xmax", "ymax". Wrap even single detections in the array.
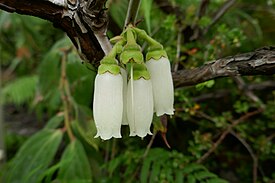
[
  {"xmin": 173, "ymin": 46, "xmax": 275, "ymax": 87},
  {"xmin": 0, "ymin": 0, "xmax": 105, "ymax": 66}
]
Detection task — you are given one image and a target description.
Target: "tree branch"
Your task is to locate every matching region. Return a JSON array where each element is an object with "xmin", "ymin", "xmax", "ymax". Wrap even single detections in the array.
[
  {"xmin": 173, "ymin": 46, "xmax": 275, "ymax": 88},
  {"xmin": 0, "ymin": 0, "xmax": 106, "ymax": 66}
]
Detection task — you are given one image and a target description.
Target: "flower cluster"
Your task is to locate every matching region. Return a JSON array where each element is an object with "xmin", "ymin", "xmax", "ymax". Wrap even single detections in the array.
[{"xmin": 93, "ymin": 25, "xmax": 174, "ymax": 140}]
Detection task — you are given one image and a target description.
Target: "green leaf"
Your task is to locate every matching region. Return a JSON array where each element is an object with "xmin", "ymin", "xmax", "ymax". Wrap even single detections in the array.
[
  {"xmin": 149, "ymin": 161, "xmax": 161, "ymax": 182},
  {"xmin": 196, "ymin": 80, "xmax": 215, "ymax": 91},
  {"xmin": 5, "ymin": 129, "xmax": 63, "ymax": 183},
  {"xmin": 182, "ymin": 163, "xmax": 206, "ymax": 174},
  {"xmin": 175, "ymin": 170, "xmax": 184, "ymax": 183},
  {"xmin": 206, "ymin": 178, "xmax": 229, "ymax": 183},
  {"xmin": 57, "ymin": 140, "xmax": 92, "ymax": 182},
  {"xmin": 66, "ymin": 55, "xmax": 96, "ymax": 106},
  {"xmin": 1, "ymin": 75, "xmax": 38, "ymax": 105},
  {"xmin": 187, "ymin": 175, "xmax": 196, "ymax": 183},
  {"xmin": 38, "ymin": 50, "xmax": 61, "ymax": 95},
  {"xmin": 194, "ymin": 171, "xmax": 217, "ymax": 180},
  {"xmin": 38, "ymin": 37, "xmax": 72, "ymax": 95},
  {"xmin": 109, "ymin": 0, "xmax": 128, "ymax": 28},
  {"xmin": 140, "ymin": 157, "xmax": 151, "ymax": 183},
  {"xmin": 44, "ymin": 114, "xmax": 64, "ymax": 129},
  {"xmin": 233, "ymin": 101, "xmax": 249, "ymax": 113},
  {"xmin": 73, "ymin": 105, "xmax": 99, "ymax": 150},
  {"xmin": 141, "ymin": 0, "xmax": 153, "ymax": 34}
]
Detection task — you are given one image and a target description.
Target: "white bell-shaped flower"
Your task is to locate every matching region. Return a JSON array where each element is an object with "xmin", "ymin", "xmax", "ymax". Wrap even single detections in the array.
[
  {"xmin": 127, "ymin": 64, "xmax": 154, "ymax": 137},
  {"xmin": 146, "ymin": 56, "xmax": 174, "ymax": 116},
  {"xmin": 93, "ymin": 70, "xmax": 123, "ymax": 140}
]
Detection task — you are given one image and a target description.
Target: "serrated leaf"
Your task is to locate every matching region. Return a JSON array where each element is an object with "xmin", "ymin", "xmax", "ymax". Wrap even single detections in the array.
[
  {"xmin": 206, "ymin": 178, "xmax": 229, "ymax": 183},
  {"xmin": 175, "ymin": 170, "xmax": 184, "ymax": 183},
  {"xmin": 1, "ymin": 75, "xmax": 38, "ymax": 105},
  {"xmin": 66, "ymin": 56, "xmax": 96, "ymax": 106},
  {"xmin": 140, "ymin": 157, "xmax": 152, "ymax": 183},
  {"xmin": 182, "ymin": 163, "xmax": 206, "ymax": 174},
  {"xmin": 149, "ymin": 161, "xmax": 161, "ymax": 183},
  {"xmin": 194, "ymin": 171, "xmax": 217, "ymax": 180},
  {"xmin": 5, "ymin": 129, "xmax": 63, "ymax": 183},
  {"xmin": 73, "ymin": 105, "xmax": 99, "ymax": 150},
  {"xmin": 38, "ymin": 37, "xmax": 72, "ymax": 95},
  {"xmin": 44, "ymin": 114, "xmax": 64, "ymax": 129},
  {"xmin": 187, "ymin": 175, "xmax": 196, "ymax": 183},
  {"xmin": 57, "ymin": 140, "xmax": 92, "ymax": 182},
  {"xmin": 38, "ymin": 50, "xmax": 61, "ymax": 94}
]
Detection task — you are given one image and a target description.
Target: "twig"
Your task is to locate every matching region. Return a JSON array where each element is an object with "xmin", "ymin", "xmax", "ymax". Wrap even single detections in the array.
[
  {"xmin": 111, "ymin": 139, "xmax": 117, "ymax": 160},
  {"xmin": 190, "ymin": 0, "xmax": 210, "ymax": 40},
  {"xmin": 143, "ymin": 132, "xmax": 157, "ymax": 158},
  {"xmin": 124, "ymin": 0, "xmax": 141, "ymax": 27},
  {"xmin": 192, "ymin": 81, "xmax": 275, "ymax": 102},
  {"xmin": 196, "ymin": 0, "xmax": 210, "ymax": 19},
  {"xmin": 60, "ymin": 49, "xmax": 75, "ymax": 141},
  {"xmin": 232, "ymin": 76, "xmax": 265, "ymax": 108},
  {"xmin": 204, "ymin": 0, "xmax": 236, "ymax": 34},
  {"xmin": 230, "ymin": 130, "xmax": 258, "ymax": 183},
  {"xmin": 173, "ymin": 28, "xmax": 183, "ymax": 72},
  {"xmin": 248, "ymin": 81, "xmax": 275, "ymax": 91},
  {"xmin": 196, "ymin": 108, "xmax": 263, "ymax": 163}
]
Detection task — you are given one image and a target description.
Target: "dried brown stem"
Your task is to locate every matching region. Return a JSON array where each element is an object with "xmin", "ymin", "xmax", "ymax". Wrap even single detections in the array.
[
  {"xmin": 204, "ymin": 0, "xmax": 237, "ymax": 34},
  {"xmin": 196, "ymin": 108, "xmax": 263, "ymax": 163},
  {"xmin": 230, "ymin": 130, "xmax": 258, "ymax": 183},
  {"xmin": 232, "ymin": 76, "xmax": 265, "ymax": 108}
]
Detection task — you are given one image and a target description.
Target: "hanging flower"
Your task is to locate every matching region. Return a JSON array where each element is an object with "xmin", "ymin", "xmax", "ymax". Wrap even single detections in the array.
[
  {"xmin": 93, "ymin": 57, "xmax": 123, "ymax": 140},
  {"xmin": 146, "ymin": 50, "xmax": 174, "ymax": 116},
  {"xmin": 127, "ymin": 64, "xmax": 154, "ymax": 137}
]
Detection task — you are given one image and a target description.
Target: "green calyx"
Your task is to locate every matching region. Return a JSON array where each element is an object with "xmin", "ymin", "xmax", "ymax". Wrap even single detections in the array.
[
  {"xmin": 146, "ymin": 49, "xmax": 168, "ymax": 61},
  {"xmin": 132, "ymin": 63, "xmax": 150, "ymax": 80},
  {"xmin": 98, "ymin": 57, "xmax": 120, "ymax": 75},
  {"xmin": 120, "ymin": 43, "xmax": 144, "ymax": 64},
  {"xmin": 120, "ymin": 28, "xmax": 144, "ymax": 64}
]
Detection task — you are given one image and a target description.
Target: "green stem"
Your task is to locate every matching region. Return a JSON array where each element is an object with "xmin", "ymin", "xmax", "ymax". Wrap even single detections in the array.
[
  {"xmin": 124, "ymin": 0, "xmax": 142, "ymax": 28},
  {"xmin": 133, "ymin": 27, "xmax": 163, "ymax": 48},
  {"xmin": 126, "ymin": 29, "xmax": 137, "ymax": 45}
]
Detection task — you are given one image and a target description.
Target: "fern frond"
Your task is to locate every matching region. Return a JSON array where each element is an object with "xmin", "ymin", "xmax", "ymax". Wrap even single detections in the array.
[{"xmin": 105, "ymin": 148, "xmax": 229, "ymax": 183}]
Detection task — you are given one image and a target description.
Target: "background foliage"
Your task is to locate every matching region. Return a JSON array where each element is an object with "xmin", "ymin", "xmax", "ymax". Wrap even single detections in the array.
[{"xmin": 1, "ymin": 0, "xmax": 275, "ymax": 182}]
